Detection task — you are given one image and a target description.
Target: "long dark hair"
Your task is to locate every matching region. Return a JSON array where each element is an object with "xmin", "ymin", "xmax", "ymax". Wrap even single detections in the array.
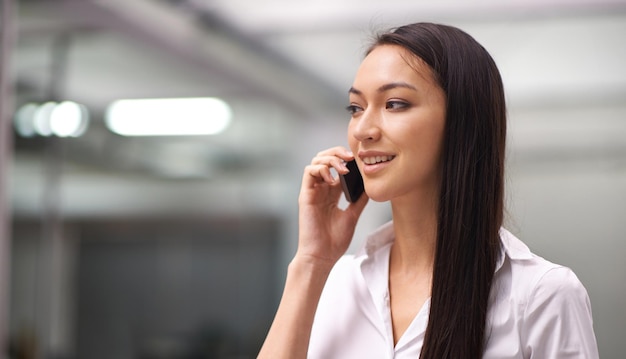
[{"xmin": 372, "ymin": 23, "xmax": 506, "ymax": 358}]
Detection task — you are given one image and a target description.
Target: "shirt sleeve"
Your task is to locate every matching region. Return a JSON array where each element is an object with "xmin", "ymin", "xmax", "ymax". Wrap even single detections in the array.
[{"xmin": 521, "ymin": 266, "xmax": 599, "ymax": 359}]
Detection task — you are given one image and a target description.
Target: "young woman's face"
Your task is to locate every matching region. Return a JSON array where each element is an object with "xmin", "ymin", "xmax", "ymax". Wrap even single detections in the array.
[{"xmin": 347, "ymin": 45, "xmax": 446, "ymax": 203}]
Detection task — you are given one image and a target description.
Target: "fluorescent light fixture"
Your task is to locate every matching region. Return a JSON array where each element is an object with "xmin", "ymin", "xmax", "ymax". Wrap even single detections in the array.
[
  {"xmin": 105, "ymin": 97, "xmax": 232, "ymax": 136},
  {"xmin": 13, "ymin": 103, "xmax": 39, "ymax": 137},
  {"xmin": 50, "ymin": 101, "xmax": 89, "ymax": 137},
  {"xmin": 33, "ymin": 102, "xmax": 57, "ymax": 136},
  {"xmin": 14, "ymin": 101, "xmax": 90, "ymax": 138}
]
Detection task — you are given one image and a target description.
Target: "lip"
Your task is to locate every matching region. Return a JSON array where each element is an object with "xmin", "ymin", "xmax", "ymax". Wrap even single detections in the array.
[{"xmin": 358, "ymin": 150, "xmax": 396, "ymax": 175}]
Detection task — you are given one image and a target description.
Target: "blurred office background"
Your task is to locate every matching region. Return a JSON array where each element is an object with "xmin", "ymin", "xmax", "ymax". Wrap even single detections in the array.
[{"xmin": 1, "ymin": 0, "xmax": 625, "ymax": 358}]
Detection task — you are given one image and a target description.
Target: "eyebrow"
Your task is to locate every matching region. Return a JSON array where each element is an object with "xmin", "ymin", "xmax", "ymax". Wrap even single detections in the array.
[{"xmin": 349, "ymin": 82, "xmax": 418, "ymax": 95}]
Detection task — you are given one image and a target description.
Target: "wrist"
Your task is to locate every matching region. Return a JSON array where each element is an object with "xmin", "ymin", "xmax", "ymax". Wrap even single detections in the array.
[{"xmin": 289, "ymin": 253, "xmax": 335, "ymax": 279}]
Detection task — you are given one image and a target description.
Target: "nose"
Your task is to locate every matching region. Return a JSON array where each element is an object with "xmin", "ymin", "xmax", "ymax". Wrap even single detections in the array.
[{"xmin": 351, "ymin": 108, "xmax": 382, "ymax": 142}]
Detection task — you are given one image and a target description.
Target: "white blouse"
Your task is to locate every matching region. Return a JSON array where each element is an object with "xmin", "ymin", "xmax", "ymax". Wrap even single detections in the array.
[{"xmin": 308, "ymin": 222, "xmax": 599, "ymax": 358}]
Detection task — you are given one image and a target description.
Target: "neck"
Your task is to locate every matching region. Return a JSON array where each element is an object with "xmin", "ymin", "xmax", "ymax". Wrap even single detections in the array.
[{"xmin": 389, "ymin": 190, "xmax": 438, "ymax": 274}]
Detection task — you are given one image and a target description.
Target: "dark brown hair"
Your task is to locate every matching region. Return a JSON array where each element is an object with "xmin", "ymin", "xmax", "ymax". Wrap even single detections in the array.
[{"xmin": 372, "ymin": 23, "xmax": 506, "ymax": 358}]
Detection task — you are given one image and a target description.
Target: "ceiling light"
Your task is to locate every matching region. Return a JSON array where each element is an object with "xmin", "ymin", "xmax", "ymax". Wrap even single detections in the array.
[
  {"xmin": 33, "ymin": 102, "xmax": 57, "ymax": 136},
  {"xmin": 50, "ymin": 101, "xmax": 89, "ymax": 137},
  {"xmin": 105, "ymin": 97, "xmax": 232, "ymax": 136},
  {"xmin": 13, "ymin": 101, "xmax": 90, "ymax": 138},
  {"xmin": 13, "ymin": 103, "xmax": 38, "ymax": 137}
]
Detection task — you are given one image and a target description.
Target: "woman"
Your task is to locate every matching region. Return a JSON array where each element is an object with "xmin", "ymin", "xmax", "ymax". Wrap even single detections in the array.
[{"xmin": 258, "ymin": 22, "xmax": 598, "ymax": 358}]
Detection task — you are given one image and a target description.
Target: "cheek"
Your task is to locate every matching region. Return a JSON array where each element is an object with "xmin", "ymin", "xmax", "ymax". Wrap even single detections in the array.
[
  {"xmin": 400, "ymin": 115, "xmax": 445, "ymax": 166},
  {"xmin": 431, "ymin": 118, "xmax": 446, "ymax": 160},
  {"xmin": 421, "ymin": 123, "xmax": 446, "ymax": 180},
  {"xmin": 347, "ymin": 122, "xmax": 358, "ymax": 152}
]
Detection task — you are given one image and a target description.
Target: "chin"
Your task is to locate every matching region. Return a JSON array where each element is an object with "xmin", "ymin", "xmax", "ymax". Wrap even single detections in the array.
[{"xmin": 362, "ymin": 186, "xmax": 391, "ymax": 203}]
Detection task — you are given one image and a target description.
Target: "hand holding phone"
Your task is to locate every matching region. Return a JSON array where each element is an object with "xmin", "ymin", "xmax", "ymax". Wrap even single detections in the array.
[{"xmin": 339, "ymin": 160, "xmax": 364, "ymax": 203}]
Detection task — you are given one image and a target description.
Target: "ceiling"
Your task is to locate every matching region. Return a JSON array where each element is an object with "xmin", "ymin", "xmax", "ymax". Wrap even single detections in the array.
[{"xmin": 10, "ymin": 0, "xmax": 626, "ymax": 218}]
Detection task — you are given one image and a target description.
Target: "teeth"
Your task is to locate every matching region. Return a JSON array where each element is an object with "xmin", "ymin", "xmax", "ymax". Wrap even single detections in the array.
[{"xmin": 362, "ymin": 155, "xmax": 395, "ymax": 165}]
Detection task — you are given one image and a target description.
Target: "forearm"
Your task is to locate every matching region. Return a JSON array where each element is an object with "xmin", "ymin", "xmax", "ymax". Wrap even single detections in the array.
[{"xmin": 257, "ymin": 257, "xmax": 334, "ymax": 359}]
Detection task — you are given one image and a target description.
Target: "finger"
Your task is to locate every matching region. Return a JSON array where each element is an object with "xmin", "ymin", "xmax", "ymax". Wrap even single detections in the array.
[
  {"xmin": 312, "ymin": 149, "xmax": 354, "ymax": 170},
  {"xmin": 346, "ymin": 190, "xmax": 369, "ymax": 220},
  {"xmin": 304, "ymin": 164, "xmax": 336, "ymax": 185},
  {"xmin": 312, "ymin": 155, "xmax": 350, "ymax": 175},
  {"xmin": 315, "ymin": 146, "xmax": 354, "ymax": 161},
  {"xmin": 299, "ymin": 165, "xmax": 344, "ymax": 206}
]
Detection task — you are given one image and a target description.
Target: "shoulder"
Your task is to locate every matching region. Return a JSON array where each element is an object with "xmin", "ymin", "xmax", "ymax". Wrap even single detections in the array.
[
  {"xmin": 497, "ymin": 229, "xmax": 590, "ymax": 307},
  {"xmin": 521, "ymin": 267, "xmax": 598, "ymax": 357},
  {"xmin": 526, "ymin": 266, "xmax": 591, "ymax": 312},
  {"xmin": 492, "ymin": 229, "xmax": 599, "ymax": 358},
  {"xmin": 496, "ymin": 229, "xmax": 570, "ymax": 295}
]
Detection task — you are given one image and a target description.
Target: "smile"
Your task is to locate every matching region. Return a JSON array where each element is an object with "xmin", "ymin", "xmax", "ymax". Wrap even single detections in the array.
[{"xmin": 362, "ymin": 155, "xmax": 396, "ymax": 165}]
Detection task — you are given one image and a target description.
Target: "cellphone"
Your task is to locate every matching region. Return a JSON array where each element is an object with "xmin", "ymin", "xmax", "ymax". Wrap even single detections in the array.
[{"xmin": 339, "ymin": 160, "xmax": 364, "ymax": 203}]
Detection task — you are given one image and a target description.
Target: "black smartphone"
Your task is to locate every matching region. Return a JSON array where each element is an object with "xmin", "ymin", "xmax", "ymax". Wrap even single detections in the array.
[{"xmin": 339, "ymin": 160, "xmax": 364, "ymax": 203}]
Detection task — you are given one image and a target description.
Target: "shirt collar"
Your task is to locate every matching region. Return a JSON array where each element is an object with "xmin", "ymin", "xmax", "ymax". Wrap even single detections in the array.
[
  {"xmin": 355, "ymin": 221, "xmax": 395, "ymax": 259},
  {"xmin": 495, "ymin": 227, "xmax": 534, "ymax": 272},
  {"xmin": 356, "ymin": 221, "xmax": 534, "ymax": 273}
]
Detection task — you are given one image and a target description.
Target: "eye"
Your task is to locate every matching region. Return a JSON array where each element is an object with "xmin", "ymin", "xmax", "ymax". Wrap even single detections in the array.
[
  {"xmin": 346, "ymin": 104, "xmax": 363, "ymax": 115},
  {"xmin": 386, "ymin": 100, "xmax": 410, "ymax": 111}
]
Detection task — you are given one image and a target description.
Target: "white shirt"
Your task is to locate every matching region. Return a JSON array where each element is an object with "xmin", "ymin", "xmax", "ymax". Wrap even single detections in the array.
[{"xmin": 309, "ymin": 221, "xmax": 599, "ymax": 358}]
